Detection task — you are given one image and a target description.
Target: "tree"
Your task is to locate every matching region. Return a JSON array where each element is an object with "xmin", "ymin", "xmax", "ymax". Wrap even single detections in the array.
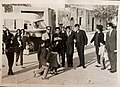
[{"xmin": 93, "ymin": 5, "xmax": 118, "ymax": 22}]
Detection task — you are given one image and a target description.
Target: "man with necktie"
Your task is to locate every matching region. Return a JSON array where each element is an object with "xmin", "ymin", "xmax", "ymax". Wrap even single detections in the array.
[
  {"xmin": 105, "ymin": 23, "xmax": 117, "ymax": 73},
  {"xmin": 74, "ymin": 24, "xmax": 88, "ymax": 68}
]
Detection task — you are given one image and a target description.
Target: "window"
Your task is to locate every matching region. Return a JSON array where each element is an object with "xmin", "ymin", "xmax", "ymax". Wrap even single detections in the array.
[{"xmin": 33, "ymin": 20, "xmax": 46, "ymax": 29}]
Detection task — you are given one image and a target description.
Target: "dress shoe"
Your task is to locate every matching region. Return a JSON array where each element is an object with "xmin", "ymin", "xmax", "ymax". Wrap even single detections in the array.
[
  {"xmin": 83, "ymin": 66, "xmax": 86, "ymax": 69},
  {"xmin": 110, "ymin": 70, "xmax": 117, "ymax": 73},
  {"xmin": 33, "ymin": 71, "xmax": 37, "ymax": 77},
  {"xmin": 108, "ymin": 68, "xmax": 111, "ymax": 70},
  {"xmin": 21, "ymin": 66, "xmax": 25, "ymax": 68},
  {"xmin": 77, "ymin": 65, "xmax": 82, "ymax": 67},
  {"xmin": 101, "ymin": 67, "xmax": 106, "ymax": 70},
  {"xmin": 41, "ymin": 77, "xmax": 49, "ymax": 80},
  {"xmin": 8, "ymin": 72, "xmax": 14, "ymax": 75},
  {"xmin": 95, "ymin": 64, "xmax": 101, "ymax": 67}
]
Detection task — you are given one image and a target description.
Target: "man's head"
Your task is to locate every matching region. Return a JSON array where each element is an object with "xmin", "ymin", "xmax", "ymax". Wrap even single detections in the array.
[
  {"xmin": 66, "ymin": 26, "xmax": 71, "ymax": 32},
  {"xmin": 55, "ymin": 27, "xmax": 60, "ymax": 34},
  {"xmin": 21, "ymin": 29, "xmax": 25, "ymax": 35},
  {"xmin": 96, "ymin": 24, "xmax": 103, "ymax": 32},
  {"xmin": 16, "ymin": 29, "xmax": 21, "ymax": 34},
  {"xmin": 40, "ymin": 40, "xmax": 45, "ymax": 47},
  {"xmin": 46, "ymin": 26, "xmax": 51, "ymax": 33},
  {"xmin": 74, "ymin": 24, "xmax": 80, "ymax": 32},
  {"xmin": 107, "ymin": 23, "xmax": 114, "ymax": 30}
]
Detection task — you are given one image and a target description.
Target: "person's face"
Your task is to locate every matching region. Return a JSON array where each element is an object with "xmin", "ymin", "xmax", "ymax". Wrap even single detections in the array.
[
  {"xmin": 96, "ymin": 28, "xmax": 99, "ymax": 32},
  {"xmin": 46, "ymin": 27, "xmax": 51, "ymax": 33},
  {"xmin": 21, "ymin": 30, "xmax": 24, "ymax": 34},
  {"xmin": 6, "ymin": 29, "xmax": 9, "ymax": 34},
  {"xmin": 61, "ymin": 27, "xmax": 64, "ymax": 31},
  {"xmin": 55, "ymin": 29, "xmax": 60, "ymax": 34},
  {"xmin": 74, "ymin": 26, "xmax": 79, "ymax": 32},
  {"xmin": 17, "ymin": 30, "xmax": 21, "ymax": 34},
  {"xmin": 107, "ymin": 25, "xmax": 112, "ymax": 30},
  {"xmin": 66, "ymin": 28, "xmax": 70, "ymax": 32},
  {"xmin": 41, "ymin": 43, "xmax": 45, "ymax": 47}
]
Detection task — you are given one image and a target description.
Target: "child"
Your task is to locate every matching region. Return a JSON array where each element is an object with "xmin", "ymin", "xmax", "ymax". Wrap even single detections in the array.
[{"xmin": 33, "ymin": 40, "xmax": 50, "ymax": 79}]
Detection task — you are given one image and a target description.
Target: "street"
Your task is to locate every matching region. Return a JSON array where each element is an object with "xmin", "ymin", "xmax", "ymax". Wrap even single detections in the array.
[{"xmin": 1, "ymin": 31, "xmax": 118, "ymax": 85}]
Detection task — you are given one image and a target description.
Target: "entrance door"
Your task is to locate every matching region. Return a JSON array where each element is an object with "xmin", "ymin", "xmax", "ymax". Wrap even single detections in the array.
[{"xmin": 92, "ymin": 17, "xmax": 94, "ymax": 31}]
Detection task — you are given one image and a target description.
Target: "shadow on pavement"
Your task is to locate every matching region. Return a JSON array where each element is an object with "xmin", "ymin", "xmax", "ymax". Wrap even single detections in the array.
[
  {"xmin": 2, "ymin": 50, "xmax": 98, "ymax": 80},
  {"xmin": 47, "ymin": 51, "xmax": 96, "ymax": 79},
  {"xmin": 2, "ymin": 64, "xmax": 39, "ymax": 79}
]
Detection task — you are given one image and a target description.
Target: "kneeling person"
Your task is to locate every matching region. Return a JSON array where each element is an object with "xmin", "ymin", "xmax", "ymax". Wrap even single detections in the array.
[{"xmin": 33, "ymin": 40, "xmax": 50, "ymax": 79}]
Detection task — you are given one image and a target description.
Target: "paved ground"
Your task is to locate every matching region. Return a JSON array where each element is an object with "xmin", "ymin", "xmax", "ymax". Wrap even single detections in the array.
[{"xmin": 1, "ymin": 31, "xmax": 119, "ymax": 87}]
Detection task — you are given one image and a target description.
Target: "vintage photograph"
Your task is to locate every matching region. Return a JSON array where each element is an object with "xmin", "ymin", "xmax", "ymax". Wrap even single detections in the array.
[{"xmin": 1, "ymin": 1, "xmax": 118, "ymax": 86}]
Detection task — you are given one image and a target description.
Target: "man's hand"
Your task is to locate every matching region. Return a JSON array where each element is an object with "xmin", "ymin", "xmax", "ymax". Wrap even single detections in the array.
[
  {"xmin": 114, "ymin": 50, "xmax": 117, "ymax": 52},
  {"xmin": 74, "ymin": 39, "xmax": 76, "ymax": 43},
  {"xmin": 46, "ymin": 63, "xmax": 49, "ymax": 66}
]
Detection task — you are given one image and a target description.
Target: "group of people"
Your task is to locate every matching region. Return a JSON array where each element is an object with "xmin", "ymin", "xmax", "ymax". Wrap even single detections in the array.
[
  {"xmin": 2, "ymin": 22, "xmax": 117, "ymax": 79},
  {"xmin": 33, "ymin": 24, "xmax": 88, "ymax": 79},
  {"xmin": 3, "ymin": 27, "xmax": 29, "ymax": 75},
  {"xmin": 91, "ymin": 23, "xmax": 117, "ymax": 73},
  {"xmin": 33, "ymin": 22, "xmax": 117, "ymax": 79}
]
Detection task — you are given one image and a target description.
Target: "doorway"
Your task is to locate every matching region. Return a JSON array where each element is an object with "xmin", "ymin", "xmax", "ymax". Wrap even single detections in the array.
[
  {"xmin": 92, "ymin": 17, "xmax": 94, "ymax": 31},
  {"xmin": 79, "ymin": 17, "xmax": 82, "ymax": 25}
]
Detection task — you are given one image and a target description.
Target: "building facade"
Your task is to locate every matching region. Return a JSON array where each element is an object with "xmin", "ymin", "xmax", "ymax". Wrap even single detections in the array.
[{"xmin": 58, "ymin": 4, "xmax": 107, "ymax": 31}]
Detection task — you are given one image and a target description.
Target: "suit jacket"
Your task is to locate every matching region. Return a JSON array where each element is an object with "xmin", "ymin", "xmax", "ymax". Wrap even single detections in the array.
[
  {"xmin": 105, "ymin": 29, "xmax": 117, "ymax": 52},
  {"xmin": 13, "ymin": 37, "xmax": 24, "ymax": 53},
  {"xmin": 4, "ymin": 32, "xmax": 14, "ymax": 53},
  {"xmin": 66, "ymin": 30, "xmax": 75, "ymax": 55},
  {"xmin": 91, "ymin": 32, "xmax": 105, "ymax": 47},
  {"xmin": 66, "ymin": 30, "xmax": 75, "ymax": 45},
  {"xmin": 75, "ymin": 29, "xmax": 88, "ymax": 46}
]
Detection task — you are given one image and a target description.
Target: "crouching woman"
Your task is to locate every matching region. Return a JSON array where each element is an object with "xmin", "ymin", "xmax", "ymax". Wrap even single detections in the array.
[{"xmin": 33, "ymin": 40, "xmax": 50, "ymax": 80}]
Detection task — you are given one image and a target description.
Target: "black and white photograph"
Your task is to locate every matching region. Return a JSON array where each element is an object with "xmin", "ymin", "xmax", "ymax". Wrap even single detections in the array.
[{"xmin": 0, "ymin": 0, "xmax": 120, "ymax": 87}]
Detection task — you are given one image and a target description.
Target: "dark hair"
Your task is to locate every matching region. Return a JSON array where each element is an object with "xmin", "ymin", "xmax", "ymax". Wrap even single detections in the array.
[
  {"xmin": 16, "ymin": 29, "xmax": 21, "ymax": 33},
  {"xmin": 21, "ymin": 29, "xmax": 25, "ymax": 34},
  {"xmin": 107, "ymin": 23, "xmax": 114, "ymax": 28},
  {"xmin": 46, "ymin": 26, "xmax": 51, "ymax": 30},
  {"xmin": 66, "ymin": 26, "xmax": 71, "ymax": 29},
  {"xmin": 74, "ymin": 24, "xmax": 80, "ymax": 27},
  {"xmin": 96, "ymin": 24, "xmax": 103, "ymax": 31},
  {"xmin": 55, "ymin": 27, "xmax": 60, "ymax": 30},
  {"xmin": 5, "ymin": 29, "xmax": 10, "ymax": 33}
]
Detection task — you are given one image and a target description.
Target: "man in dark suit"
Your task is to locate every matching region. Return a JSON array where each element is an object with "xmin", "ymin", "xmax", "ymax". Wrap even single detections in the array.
[
  {"xmin": 105, "ymin": 23, "xmax": 117, "ymax": 73},
  {"xmin": 74, "ymin": 24, "xmax": 88, "ymax": 68},
  {"xmin": 66, "ymin": 26, "xmax": 75, "ymax": 67}
]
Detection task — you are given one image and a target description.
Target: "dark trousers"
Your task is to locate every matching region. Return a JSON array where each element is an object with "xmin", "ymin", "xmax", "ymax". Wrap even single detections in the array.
[
  {"xmin": 95, "ymin": 46, "xmax": 100, "ymax": 64},
  {"xmin": 16, "ymin": 51, "xmax": 23, "ymax": 66},
  {"xmin": 6, "ymin": 52, "xmax": 14, "ymax": 73},
  {"xmin": 108, "ymin": 51, "xmax": 117, "ymax": 71},
  {"xmin": 76, "ymin": 45, "xmax": 85, "ymax": 66},
  {"xmin": 37, "ymin": 45, "xmax": 42, "ymax": 69},
  {"xmin": 66, "ymin": 44, "xmax": 74, "ymax": 67},
  {"xmin": 60, "ymin": 48, "xmax": 66, "ymax": 67}
]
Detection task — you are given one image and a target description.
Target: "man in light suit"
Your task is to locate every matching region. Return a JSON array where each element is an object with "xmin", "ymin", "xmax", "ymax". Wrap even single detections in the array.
[
  {"xmin": 74, "ymin": 24, "xmax": 88, "ymax": 68},
  {"xmin": 105, "ymin": 23, "xmax": 117, "ymax": 73}
]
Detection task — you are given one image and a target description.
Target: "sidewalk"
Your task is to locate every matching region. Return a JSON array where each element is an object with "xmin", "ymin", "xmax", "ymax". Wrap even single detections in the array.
[{"xmin": 1, "ymin": 44, "xmax": 118, "ymax": 85}]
